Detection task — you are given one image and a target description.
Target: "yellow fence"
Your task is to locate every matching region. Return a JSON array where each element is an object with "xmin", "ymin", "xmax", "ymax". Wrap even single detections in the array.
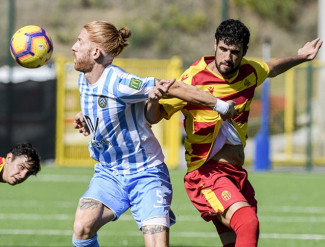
[
  {"xmin": 246, "ymin": 60, "xmax": 325, "ymax": 166},
  {"xmin": 55, "ymin": 56, "xmax": 182, "ymax": 168},
  {"xmin": 276, "ymin": 62, "xmax": 325, "ymax": 165}
]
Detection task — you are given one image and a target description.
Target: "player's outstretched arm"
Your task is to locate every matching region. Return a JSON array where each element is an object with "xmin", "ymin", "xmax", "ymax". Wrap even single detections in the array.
[
  {"xmin": 167, "ymin": 80, "xmax": 237, "ymax": 117},
  {"xmin": 267, "ymin": 38, "xmax": 323, "ymax": 78},
  {"xmin": 145, "ymin": 78, "xmax": 237, "ymax": 124}
]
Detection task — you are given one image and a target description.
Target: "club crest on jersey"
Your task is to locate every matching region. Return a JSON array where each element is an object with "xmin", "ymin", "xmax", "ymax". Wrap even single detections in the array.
[
  {"xmin": 129, "ymin": 78, "xmax": 143, "ymax": 90},
  {"xmin": 221, "ymin": 191, "xmax": 231, "ymax": 201},
  {"xmin": 98, "ymin": 96, "xmax": 107, "ymax": 108}
]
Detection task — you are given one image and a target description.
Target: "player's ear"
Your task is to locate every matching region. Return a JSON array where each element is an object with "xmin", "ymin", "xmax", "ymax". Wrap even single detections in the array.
[
  {"xmin": 6, "ymin": 152, "xmax": 13, "ymax": 161},
  {"xmin": 93, "ymin": 47, "xmax": 102, "ymax": 59}
]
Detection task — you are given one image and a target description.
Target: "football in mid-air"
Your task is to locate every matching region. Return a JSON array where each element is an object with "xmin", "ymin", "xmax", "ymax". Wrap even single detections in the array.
[{"xmin": 9, "ymin": 25, "xmax": 53, "ymax": 69}]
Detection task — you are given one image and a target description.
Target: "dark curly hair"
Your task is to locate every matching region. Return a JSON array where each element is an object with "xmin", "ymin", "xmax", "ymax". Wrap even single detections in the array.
[
  {"xmin": 10, "ymin": 143, "xmax": 41, "ymax": 176},
  {"xmin": 215, "ymin": 19, "xmax": 250, "ymax": 54}
]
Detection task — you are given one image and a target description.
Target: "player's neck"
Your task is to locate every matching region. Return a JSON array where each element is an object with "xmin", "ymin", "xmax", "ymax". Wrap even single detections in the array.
[{"xmin": 85, "ymin": 63, "xmax": 108, "ymax": 84}]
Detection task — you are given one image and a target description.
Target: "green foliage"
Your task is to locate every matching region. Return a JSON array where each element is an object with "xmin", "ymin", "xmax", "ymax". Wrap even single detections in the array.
[
  {"xmin": 0, "ymin": 0, "xmax": 319, "ymax": 66},
  {"xmin": 128, "ymin": 20, "xmax": 158, "ymax": 48},
  {"xmin": 233, "ymin": 0, "xmax": 309, "ymax": 29},
  {"xmin": 129, "ymin": 4, "xmax": 209, "ymax": 56},
  {"xmin": 162, "ymin": 5, "xmax": 208, "ymax": 34}
]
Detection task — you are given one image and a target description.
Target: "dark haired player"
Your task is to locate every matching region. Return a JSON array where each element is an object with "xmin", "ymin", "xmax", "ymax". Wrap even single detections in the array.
[
  {"xmin": 0, "ymin": 143, "xmax": 41, "ymax": 185},
  {"xmin": 146, "ymin": 19, "xmax": 322, "ymax": 247}
]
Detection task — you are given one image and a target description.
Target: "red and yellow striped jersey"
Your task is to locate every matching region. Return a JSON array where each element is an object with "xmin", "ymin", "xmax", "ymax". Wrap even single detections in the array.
[
  {"xmin": 0, "ymin": 157, "xmax": 4, "ymax": 173},
  {"xmin": 160, "ymin": 56, "xmax": 269, "ymax": 172}
]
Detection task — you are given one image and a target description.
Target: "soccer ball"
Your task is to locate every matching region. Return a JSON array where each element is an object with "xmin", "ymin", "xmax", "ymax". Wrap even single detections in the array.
[{"xmin": 9, "ymin": 25, "xmax": 53, "ymax": 68}]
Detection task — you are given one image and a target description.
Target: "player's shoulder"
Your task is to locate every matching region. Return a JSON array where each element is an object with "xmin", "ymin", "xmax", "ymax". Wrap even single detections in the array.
[
  {"xmin": 191, "ymin": 56, "xmax": 213, "ymax": 69},
  {"xmin": 240, "ymin": 57, "xmax": 270, "ymax": 79},
  {"xmin": 107, "ymin": 64, "xmax": 127, "ymax": 77},
  {"xmin": 107, "ymin": 64, "xmax": 141, "ymax": 82},
  {"xmin": 180, "ymin": 56, "xmax": 210, "ymax": 81}
]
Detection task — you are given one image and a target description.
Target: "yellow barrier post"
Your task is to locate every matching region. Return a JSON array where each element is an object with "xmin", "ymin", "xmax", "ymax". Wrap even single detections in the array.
[{"xmin": 284, "ymin": 69, "xmax": 294, "ymax": 160}]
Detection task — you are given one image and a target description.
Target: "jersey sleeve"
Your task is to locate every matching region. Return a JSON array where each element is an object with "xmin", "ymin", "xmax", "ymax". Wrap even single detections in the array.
[
  {"xmin": 248, "ymin": 59, "xmax": 270, "ymax": 87},
  {"xmin": 115, "ymin": 71, "xmax": 155, "ymax": 104},
  {"xmin": 159, "ymin": 97, "xmax": 186, "ymax": 120}
]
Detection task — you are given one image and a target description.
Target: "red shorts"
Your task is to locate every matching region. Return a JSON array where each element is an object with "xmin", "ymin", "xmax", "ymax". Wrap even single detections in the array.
[{"xmin": 184, "ymin": 160, "xmax": 257, "ymax": 222}]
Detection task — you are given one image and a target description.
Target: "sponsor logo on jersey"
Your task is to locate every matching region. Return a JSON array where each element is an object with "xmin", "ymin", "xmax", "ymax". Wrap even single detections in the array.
[
  {"xmin": 221, "ymin": 190, "xmax": 231, "ymax": 201},
  {"xmin": 98, "ymin": 96, "xmax": 107, "ymax": 108},
  {"xmin": 129, "ymin": 78, "xmax": 143, "ymax": 90},
  {"xmin": 91, "ymin": 139, "xmax": 112, "ymax": 147}
]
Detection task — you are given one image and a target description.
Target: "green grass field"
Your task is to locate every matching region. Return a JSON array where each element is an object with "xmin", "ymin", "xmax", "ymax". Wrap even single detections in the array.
[{"xmin": 1, "ymin": 165, "xmax": 325, "ymax": 247}]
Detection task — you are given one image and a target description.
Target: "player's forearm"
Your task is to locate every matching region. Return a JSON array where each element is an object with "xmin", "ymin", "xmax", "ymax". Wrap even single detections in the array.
[
  {"xmin": 168, "ymin": 81, "xmax": 217, "ymax": 109},
  {"xmin": 267, "ymin": 56, "xmax": 306, "ymax": 78},
  {"xmin": 268, "ymin": 38, "xmax": 323, "ymax": 78},
  {"xmin": 145, "ymin": 100, "xmax": 165, "ymax": 124}
]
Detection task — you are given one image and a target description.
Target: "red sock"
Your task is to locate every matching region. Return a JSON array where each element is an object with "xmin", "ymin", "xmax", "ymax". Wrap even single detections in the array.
[{"xmin": 229, "ymin": 206, "xmax": 259, "ymax": 247}]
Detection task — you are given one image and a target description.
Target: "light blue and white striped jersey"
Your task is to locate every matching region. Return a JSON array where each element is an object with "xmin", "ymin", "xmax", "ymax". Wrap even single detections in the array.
[{"xmin": 78, "ymin": 65, "xmax": 165, "ymax": 175}]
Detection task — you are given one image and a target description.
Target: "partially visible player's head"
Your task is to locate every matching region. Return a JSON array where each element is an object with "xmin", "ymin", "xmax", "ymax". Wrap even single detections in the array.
[
  {"xmin": 72, "ymin": 21, "xmax": 131, "ymax": 73},
  {"xmin": 214, "ymin": 19, "xmax": 250, "ymax": 78},
  {"xmin": 1, "ymin": 143, "xmax": 41, "ymax": 186},
  {"xmin": 215, "ymin": 19, "xmax": 250, "ymax": 54}
]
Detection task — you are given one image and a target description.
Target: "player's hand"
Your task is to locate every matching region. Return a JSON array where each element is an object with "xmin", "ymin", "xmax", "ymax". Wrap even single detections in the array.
[
  {"xmin": 298, "ymin": 38, "xmax": 323, "ymax": 61},
  {"xmin": 73, "ymin": 112, "xmax": 90, "ymax": 136},
  {"xmin": 149, "ymin": 78, "xmax": 176, "ymax": 102},
  {"xmin": 220, "ymin": 100, "xmax": 236, "ymax": 120}
]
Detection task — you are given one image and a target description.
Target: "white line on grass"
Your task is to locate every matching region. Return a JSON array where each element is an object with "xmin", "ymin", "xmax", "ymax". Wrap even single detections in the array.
[
  {"xmin": 260, "ymin": 233, "xmax": 325, "ymax": 240},
  {"xmin": 259, "ymin": 215, "xmax": 325, "ymax": 223},
  {"xmin": 260, "ymin": 205, "xmax": 325, "ymax": 214},
  {"xmin": 0, "ymin": 213, "xmax": 72, "ymax": 220},
  {"xmin": 178, "ymin": 215, "xmax": 325, "ymax": 223},
  {"xmin": 0, "ymin": 200, "xmax": 75, "ymax": 208},
  {"xmin": 1, "ymin": 229, "xmax": 325, "ymax": 240},
  {"xmin": 2, "ymin": 200, "xmax": 325, "ymax": 215},
  {"xmin": 2, "ymin": 213, "xmax": 325, "ymax": 223}
]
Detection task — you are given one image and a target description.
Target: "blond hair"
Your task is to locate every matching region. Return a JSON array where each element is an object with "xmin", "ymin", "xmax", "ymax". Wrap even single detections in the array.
[{"xmin": 84, "ymin": 21, "xmax": 131, "ymax": 57}]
